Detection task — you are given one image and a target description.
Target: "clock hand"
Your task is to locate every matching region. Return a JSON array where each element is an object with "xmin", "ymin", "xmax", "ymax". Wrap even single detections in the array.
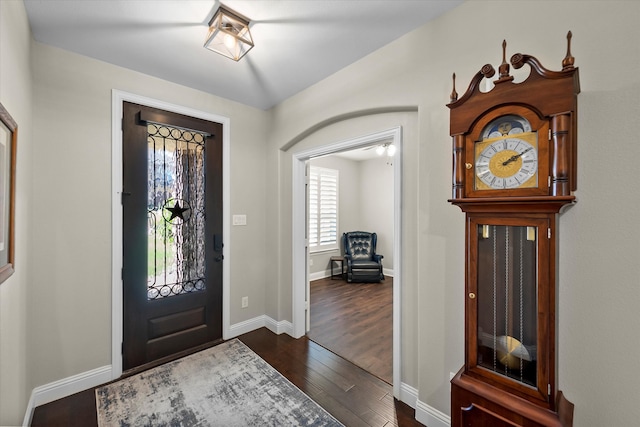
[{"xmin": 502, "ymin": 147, "xmax": 533, "ymax": 166}]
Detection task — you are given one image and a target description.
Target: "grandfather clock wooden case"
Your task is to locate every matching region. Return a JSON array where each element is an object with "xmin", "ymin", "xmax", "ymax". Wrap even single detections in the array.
[{"xmin": 447, "ymin": 33, "xmax": 578, "ymax": 427}]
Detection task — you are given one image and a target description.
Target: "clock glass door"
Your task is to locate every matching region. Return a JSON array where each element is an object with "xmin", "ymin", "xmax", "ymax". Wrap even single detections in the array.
[
  {"xmin": 476, "ymin": 223, "xmax": 537, "ymax": 386},
  {"xmin": 469, "ymin": 216, "xmax": 551, "ymax": 401}
]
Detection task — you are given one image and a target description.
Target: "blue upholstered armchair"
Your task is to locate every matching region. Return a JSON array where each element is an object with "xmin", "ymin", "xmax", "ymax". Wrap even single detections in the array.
[{"xmin": 342, "ymin": 231, "xmax": 384, "ymax": 283}]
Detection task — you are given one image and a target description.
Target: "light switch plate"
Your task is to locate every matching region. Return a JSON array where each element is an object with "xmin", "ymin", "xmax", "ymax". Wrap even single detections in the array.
[{"xmin": 233, "ymin": 214, "xmax": 247, "ymax": 226}]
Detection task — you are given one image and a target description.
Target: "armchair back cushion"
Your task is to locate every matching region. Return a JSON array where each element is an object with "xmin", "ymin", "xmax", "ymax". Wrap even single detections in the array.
[{"xmin": 344, "ymin": 231, "xmax": 376, "ymax": 260}]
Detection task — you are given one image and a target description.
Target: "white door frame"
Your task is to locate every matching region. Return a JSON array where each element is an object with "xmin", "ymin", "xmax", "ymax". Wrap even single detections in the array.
[
  {"xmin": 291, "ymin": 126, "xmax": 403, "ymax": 398},
  {"xmin": 110, "ymin": 90, "xmax": 231, "ymax": 380}
]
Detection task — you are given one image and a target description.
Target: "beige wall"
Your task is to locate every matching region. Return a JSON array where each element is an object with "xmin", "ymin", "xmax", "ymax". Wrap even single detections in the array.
[
  {"xmin": 0, "ymin": 0, "xmax": 33, "ymax": 424},
  {"xmin": 268, "ymin": 1, "xmax": 640, "ymax": 426},
  {"xmin": 359, "ymin": 156, "xmax": 394, "ymax": 270}
]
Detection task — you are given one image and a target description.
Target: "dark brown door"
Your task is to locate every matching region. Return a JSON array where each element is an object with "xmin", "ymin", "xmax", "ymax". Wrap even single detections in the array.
[{"xmin": 122, "ymin": 102, "xmax": 223, "ymax": 371}]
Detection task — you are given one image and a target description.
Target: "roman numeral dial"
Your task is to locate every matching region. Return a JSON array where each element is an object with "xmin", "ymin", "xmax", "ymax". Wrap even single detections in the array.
[{"xmin": 475, "ymin": 135, "xmax": 538, "ymax": 190}]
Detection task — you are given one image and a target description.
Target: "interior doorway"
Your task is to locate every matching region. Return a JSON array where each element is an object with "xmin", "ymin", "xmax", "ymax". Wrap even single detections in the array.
[
  {"xmin": 306, "ymin": 145, "xmax": 394, "ymax": 383},
  {"xmin": 291, "ymin": 126, "xmax": 402, "ymax": 398}
]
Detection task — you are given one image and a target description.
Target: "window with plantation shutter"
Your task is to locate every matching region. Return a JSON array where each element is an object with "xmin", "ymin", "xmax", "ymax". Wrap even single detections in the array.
[{"xmin": 309, "ymin": 166, "xmax": 338, "ymax": 252}]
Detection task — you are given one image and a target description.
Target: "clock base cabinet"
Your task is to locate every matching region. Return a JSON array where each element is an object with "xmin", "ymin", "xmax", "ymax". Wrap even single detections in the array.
[{"xmin": 451, "ymin": 369, "xmax": 573, "ymax": 427}]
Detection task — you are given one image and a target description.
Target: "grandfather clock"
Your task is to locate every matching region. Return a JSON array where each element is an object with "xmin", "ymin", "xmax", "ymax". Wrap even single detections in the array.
[{"xmin": 447, "ymin": 33, "xmax": 578, "ymax": 426}]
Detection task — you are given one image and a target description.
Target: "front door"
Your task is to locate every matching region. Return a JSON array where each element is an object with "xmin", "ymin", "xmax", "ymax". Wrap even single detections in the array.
[{"xmin": 122, "ymin": 102, "xmax": 223, "ymax": 371}]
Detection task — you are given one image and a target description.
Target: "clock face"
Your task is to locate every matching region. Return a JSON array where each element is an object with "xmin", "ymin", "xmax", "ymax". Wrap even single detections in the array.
[
  {"xmin": 474, "ymin": 115, "xmax": 539, "ymax": 191},
  {"xmin": 475, "ymin": 137, "xmax": 538, "ymax": 189}
]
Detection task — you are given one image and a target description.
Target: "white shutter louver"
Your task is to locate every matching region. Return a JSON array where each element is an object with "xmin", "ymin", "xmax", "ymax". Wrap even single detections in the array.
[{"xmin": 309, "ymin": 166, "xmax": 338, "ymax": 251}]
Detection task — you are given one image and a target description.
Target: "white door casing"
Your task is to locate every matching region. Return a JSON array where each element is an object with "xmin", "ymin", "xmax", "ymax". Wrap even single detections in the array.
[{"xmin": 111, "ymin": 90, "xmax": 231, "ymax": 380}]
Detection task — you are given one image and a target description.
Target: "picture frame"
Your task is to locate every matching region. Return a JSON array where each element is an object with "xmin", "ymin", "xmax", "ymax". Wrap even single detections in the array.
[{"xmin": 0, "ymin": 103, "xmax": 17, "ymax": 285}]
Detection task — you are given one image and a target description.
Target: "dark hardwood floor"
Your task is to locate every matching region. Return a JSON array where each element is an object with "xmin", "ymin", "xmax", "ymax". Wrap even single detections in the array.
[
  {"xmin": 31, "ymin": 327, "xmax": 424, "ymax": 427},
  {"xmin": 241, "ymin": 328, "xmax": 421, "ymax": 427},
  {"xmin": 308, "ymin": 276, "xmax": 392, "ymax": 384}
]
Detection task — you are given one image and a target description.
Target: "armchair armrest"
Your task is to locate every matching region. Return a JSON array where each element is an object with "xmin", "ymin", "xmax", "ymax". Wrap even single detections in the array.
[{"xmin": 344, "ymin": 253, "xmax": 353, "ymax": 267}]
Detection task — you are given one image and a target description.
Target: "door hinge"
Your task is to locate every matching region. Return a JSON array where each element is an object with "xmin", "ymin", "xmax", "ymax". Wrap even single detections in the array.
[
  {"xmin": 548, "ymin": 129, "xmax": 552, "ymax": 141},
  {"xmin": 121, "ymin": 342, "xmax": 124, "ymax": 355},
  {"xmin": 548, "ymin": 384, "xmax": 551, "ymax": 396},
  {"xmin": 121, "ymin": 191, "xmax": 131, "ymax": 204},
  {"xmin": 548, "ymin": 228, "xmax": 552, "ymax": 239}
]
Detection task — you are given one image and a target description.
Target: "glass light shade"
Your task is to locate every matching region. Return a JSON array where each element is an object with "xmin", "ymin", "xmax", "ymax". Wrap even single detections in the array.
[
  {"xmin": 204, "ymin": 6, "xmax": 254, "ymax": 61},
  {"xmin": 386, "ymin": 144, "xmax": 396, "ymax": 157}
]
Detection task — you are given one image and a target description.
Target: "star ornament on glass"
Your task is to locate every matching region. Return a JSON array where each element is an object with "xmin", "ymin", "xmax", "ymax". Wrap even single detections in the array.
[{"xmin": 163, "ymin": 198, "xmax": 192, "ymax": 224}]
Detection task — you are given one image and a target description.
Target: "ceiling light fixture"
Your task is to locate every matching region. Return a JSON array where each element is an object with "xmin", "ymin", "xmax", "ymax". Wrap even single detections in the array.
[
  {"xmin": 204, "ymin": 5, "xmax": 254, "ymax": 61},
  {"xmin": 376, "ymin": 143, "xmax": 396, "ymax": 157}
]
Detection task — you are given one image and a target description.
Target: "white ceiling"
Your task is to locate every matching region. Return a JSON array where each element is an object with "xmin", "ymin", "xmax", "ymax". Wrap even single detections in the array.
[{"xmin": 24, "ymin": 0, "xmax": 463, "ymax": 110}]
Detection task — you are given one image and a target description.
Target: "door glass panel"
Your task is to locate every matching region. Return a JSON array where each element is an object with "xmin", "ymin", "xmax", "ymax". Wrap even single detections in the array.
[
  {"xmin": 147, "ymin": 124, "xmax": 206, "ymax": 300},
  {"xmin": 476, "ymin": 225, "xmax": 537, "ymax": 387}
]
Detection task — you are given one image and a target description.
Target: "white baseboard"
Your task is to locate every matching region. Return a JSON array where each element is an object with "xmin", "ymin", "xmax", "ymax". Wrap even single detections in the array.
[
  {"xmin": 227, "ymin": 314, "xmax": 293, "ymax": 338},
  {"xmin": 399, "ymin": 382, "xmax": 450, "ymax": 427},
  {"xmin": 264, "ymin": 316, "xmax": 294, "ymax": 335},
  {"xmin": 309, "ymin": 270, "xmax": 327, "ymax": 281},
  {"xmin": 400, "ymin": 382, "xmax": 419, "ymax": 409},
  {"xmin": 415, "ymin": 398, "xmax": 451, "ymax": 427},
  {"xmin": 227, "ymin": 315, "xmax": 269, "ymax": 337},
  {"xmin": 309, "ymin": 268, "xmax": 395, "ymax": 282},
  {"xmin": 22, "ymin": 365, "xmax": 112, "ymax": 426}
]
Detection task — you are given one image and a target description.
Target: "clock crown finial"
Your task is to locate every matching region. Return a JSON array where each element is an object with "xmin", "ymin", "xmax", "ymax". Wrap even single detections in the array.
[
  {"xmin": 450, "ymin": 73, "xmax": 458, "ymax": 102},
  {"xmin": 562, "ymin": 31, "xmax": 575, "ymax": 70},
  {"xmin": 496, "ymin": 39, "xmax": 514, "ymax": 83}
]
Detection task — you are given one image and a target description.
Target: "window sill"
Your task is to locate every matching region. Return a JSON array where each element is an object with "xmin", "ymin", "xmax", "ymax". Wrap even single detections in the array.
[{"xmin": 309, "ymin": 247, "xmax": 339, "ymax": 255}]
